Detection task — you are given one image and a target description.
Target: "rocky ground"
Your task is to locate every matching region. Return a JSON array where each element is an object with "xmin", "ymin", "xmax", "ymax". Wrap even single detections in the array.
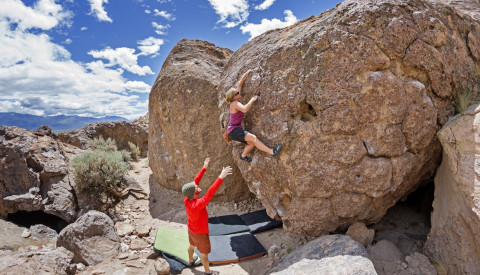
[{"xmin": 0, "ymin": 157, "xmax": 438, "ymax": 274}]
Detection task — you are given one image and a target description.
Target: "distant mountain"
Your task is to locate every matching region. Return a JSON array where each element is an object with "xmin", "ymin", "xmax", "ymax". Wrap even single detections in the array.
[{"xmin": 0, "ymin": 112, "xmax": 127, "ymax": 131}]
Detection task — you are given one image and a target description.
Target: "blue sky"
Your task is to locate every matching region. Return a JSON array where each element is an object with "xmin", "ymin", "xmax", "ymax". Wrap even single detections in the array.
[{"xmin": 0, "ymin": 0, "xmax": 342, "ymax": 120}]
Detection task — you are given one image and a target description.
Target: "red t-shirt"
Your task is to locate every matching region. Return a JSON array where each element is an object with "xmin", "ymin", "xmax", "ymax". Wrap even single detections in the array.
[{"xmin": 184, "ymin": 167, "xmax": 223, "ymax": 235}]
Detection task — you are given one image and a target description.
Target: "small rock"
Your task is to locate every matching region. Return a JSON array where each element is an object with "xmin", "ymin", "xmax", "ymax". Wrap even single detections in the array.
[
  {"xmin": 118, "ymin": 253, "xmax": 129, "ymax": 259},
  {"xmin": 120, "ymin": 243, "xmax": 130, "ymax": 252},
  {"xmin": 154, "ymin": 257, "xmax": 170, "ymax": 275},
  {"xmin": 147, "ymin": 251, "xmax": 160, "ymax": 259},
  {"xmin": 91, "ymin": 269, "xmax": 106, "ymax": 275},
  {"xmin": 130, "ymin": 238, "xmax": 148, "ymax": 251},
  {"xmin": 76, "ymin": 263, "xmax": 86, "ymax": 271},
  {"xmin": 22, "ymin": 229, "xmax": 31, "ymax": 238},
  {"xmin": 125, "ymin": 260, "xmax": 144, "ymax": 268},
  {"xmin": 136, "ymin": 225, "xmax": 151, "ymax": 236},
  {"xmin": 268, "ymin": 245, "xmax": 283, "ymax": 261},
  {"xmin": 115, "ymin": 222, "xmax": 135, "ymax": 237},
  {"xmin": 346, "ymin": 222, "xmax": 375, "ymax": 247}
]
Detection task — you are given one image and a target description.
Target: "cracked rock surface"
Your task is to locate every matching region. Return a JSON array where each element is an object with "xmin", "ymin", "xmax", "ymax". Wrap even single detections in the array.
[{"xmin": 215, "ymin": 0, "xmax": 480, "ymax": 236}]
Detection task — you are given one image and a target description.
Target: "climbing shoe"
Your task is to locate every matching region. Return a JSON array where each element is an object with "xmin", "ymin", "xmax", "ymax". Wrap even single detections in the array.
[
  {"xmin": 187, "ymin": 255, "xmax": 198, "ymax": 267},
  {"xmin": 239, "ymin": 154, "xmax": 252, "ymax": 162},
  {"xmin": 273, "ymin": 145, "xmax": 283, "ymax": 157}
]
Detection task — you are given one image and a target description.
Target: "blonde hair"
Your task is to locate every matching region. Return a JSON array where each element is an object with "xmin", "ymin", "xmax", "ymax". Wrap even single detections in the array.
[{"xmin": 225, "ymin": 88, "xmax": 237, "ymax": 103}]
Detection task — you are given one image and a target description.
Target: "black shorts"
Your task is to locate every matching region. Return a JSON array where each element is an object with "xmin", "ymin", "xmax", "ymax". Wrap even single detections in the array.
[{"xmin": 228, "ymin": 128, "xmax": 248, "ymax": 144}]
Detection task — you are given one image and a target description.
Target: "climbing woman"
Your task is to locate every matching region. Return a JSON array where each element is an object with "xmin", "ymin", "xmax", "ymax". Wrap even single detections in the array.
[{"xmin": 225, "ymin": 70, "xmax": 282, "ymax": 162}]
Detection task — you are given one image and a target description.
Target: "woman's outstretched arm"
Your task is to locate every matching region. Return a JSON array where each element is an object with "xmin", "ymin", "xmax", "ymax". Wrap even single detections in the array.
[{"xmin": 236, "ymin": 69, "xmax": 252, "ymax": 92}]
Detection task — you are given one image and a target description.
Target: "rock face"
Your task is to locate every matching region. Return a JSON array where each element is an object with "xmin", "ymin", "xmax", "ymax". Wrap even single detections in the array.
[
  {"xmin": 58, "ymin": 120, "xmax": 148, "ymax": 157},
  {"xmin": 0, "ymin": 126, "xmax": 77, "ymax": 223},
  {"xmin": 57, "ymin": 210, "xmax": 121, "ymax": 265},
  {"xmin": 149, "ymin": 39, "xmax": 251, "ymax": 202},
  {"xmin": 425, "ymin": 104, "xmax": 480, "ymax": 274},
  {"xmin": 216, "ymin": 0, "xmax": 480, "ymax": 235},
  {"xmin": 437, "ymin": 0, "xmax": 480, "ymax": 20},
  {"xmin": 268, "ymin": 234, "xmax": 376, "ymax": 274},
  {"xmin": 0, "ymin": 247, "xmax": 75, "ymax": 275}
]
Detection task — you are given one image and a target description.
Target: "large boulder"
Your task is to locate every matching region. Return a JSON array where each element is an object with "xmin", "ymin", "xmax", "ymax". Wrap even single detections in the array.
[
  {"xmin": 149, "ymin": 39, "xmax": 251, "ymax": 202},
  {"xmin": 58, "ymin": 120, "xmax": 148, "ymax": 157},
  {"xmin": 425, "ymin": 104, "xmax": 480, "ymax": 274},
  {"xmin": 268, "ymin": 234, "xmax": 376, "ymax": 274},
  {"xmin": 0, "ymin": 247, "xmax": 75, "ymax": 275},
  {"xmin": 57, "ymin": 210, "xmax": 121, "ymax": 265},
  {"xmin": 0, "ymin": 126, "xmax": 76, "ymax": 223},
  {"xmin": 216, "ymin": 0, "xmax": 480, "ymax": 235}
]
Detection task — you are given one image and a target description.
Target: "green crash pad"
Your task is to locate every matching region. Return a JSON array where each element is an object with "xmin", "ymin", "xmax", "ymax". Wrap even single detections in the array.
[{"xmin": 153, "ymin": 226, "xmax": 200, "ymax": 265}]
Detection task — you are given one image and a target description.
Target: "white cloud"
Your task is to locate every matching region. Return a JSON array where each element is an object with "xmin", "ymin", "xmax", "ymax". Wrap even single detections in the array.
[
  {"xmin": 240, "ymin": 10, "xmax": 297, "ymax": 40},
  {"xmin": 0, "ymin": 1, "xmax": 150, "ymax": 120},
  {"xmin": 88, "ymin": 47, "xmax": 154, "ymax": 76},
  {"xmin": 0, "ymin": 0, "xmax": 71, "ymax": 30},
  {"xmin": 207, "ymin": 0, "xmax": 249, "ymax": 28},
  {"xmin": 63, "ymin": 38, "xmax": 72, "ymax": 44},
  {"xmin": 153, "ymin": 9, "xmax": 175, "ymax": 21},
  {"xmin": 137, "ymin": 37, "xmax": 164, "ymax": 57},
  {"xmin": 124, "ymin": 81, "xmax": 151, "ymax": 93},
  {"xmin": 80, "ymin": 26, "xmax": 88, "ymax": 31},
  {"xmin": 87, "ymin": 0, "xmax": 112, "ymax": 22},
  {"xmin": 145, "ymin": 9, "xmax": 151, "ymax": 14},
  {"xmin": 254, "ymin": 0, "xmax": 276, "ymax": 10},
  {"xmin": 152, "ymin": 22, "xmax": 170, "ymax": 35}
]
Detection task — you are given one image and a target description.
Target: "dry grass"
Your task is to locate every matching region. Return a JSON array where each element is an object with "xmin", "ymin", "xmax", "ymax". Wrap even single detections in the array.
[{"xmin": 455, "ymin": 89, "xmax": 479, "ymax": 114}]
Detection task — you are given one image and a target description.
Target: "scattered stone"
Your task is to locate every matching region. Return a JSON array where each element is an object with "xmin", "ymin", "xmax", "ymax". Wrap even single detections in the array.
[
  {"xmin": 30, "ymin": 224, "xmax": 58, "ymax": 240},
  {"xmin": 91, "ymin": 269, "xmax": 106, "ymax": 275},
  {"xmin": 115, "ymin": 222, "xmax": 135, "ymax": 237},
  {"xmin": 405, "ymin": 252, "xmax": 437, "ymax": 275},
  {"xmin": 0, "ymin": 247, "xmax": 74, "ymax": 275},
  {"xmin": 154, "ymin": 257, "xmax": 170, "ymax": 275},
  {"xmin": 76, "ymin": 263, "xmax": 86, "ymax": 271},
  {"xmin": 129, "ymin": 238, "xmax": 148, "ymax": 251},
  {"xmin": 21, "ymin": 229, "xmax": 31, "ymax": 238},
  {"xmin": 146, "ymin": 251, "xmax": 160, "ymax": 260},
  {"xmin": 346, "ymin": 222, "xmax": 375, "ymax": 247},
  {"xmin": 125, "ymin": 260, "xmax": 145, "ymax": 268},
  {"xmin": 268, "ymin": 235, "xmax": 376, "ymax": 274},
  {"xmin": 118, "ymin": 253, "xmax": 129, "ymax": 260},
  {"xmin": 268, "ymin": 245, "xmax": 283, "ymax": 262},
  {"xmin": 135, "ymin": 225, "xmax": 151, "ymax": 236},
  {"xmin": 57, "ymin": 210, "xmax": 120, "ymax": 265}
]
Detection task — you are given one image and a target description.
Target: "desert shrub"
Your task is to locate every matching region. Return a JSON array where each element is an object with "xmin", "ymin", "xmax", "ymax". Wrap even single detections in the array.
[
  {"xmin": 455, "ymin": 89, "xmax": 479, "ymax": 114},
  {"xmin": 72, "ymin": 149, "xmax": 129, "ymax": 195},
  {"xmin": 128, "ymin": 141, "xmax": 140, "ymax": 161},
  {"xmin": 120, "ymin": 149, "xmax": 132, "ymax": 163},
  {"xmin": 88, "ymin": 136, "xmax": 117, "ymax": 152}
]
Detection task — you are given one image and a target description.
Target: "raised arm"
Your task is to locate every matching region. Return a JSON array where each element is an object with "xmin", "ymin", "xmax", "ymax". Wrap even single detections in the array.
[
  {"xmin": 234, "ymin": 95, "xmax": 258, "ymax": 113},
  {"xmin": 236, "ymin": 70, "xmax": 252, "ymax": 92},
  {"xmin": 193, "ymin": 158, "xmax": 210, "ymax": 185},
  {"xmin": 196, "ymin": 166, "xmax": 232, "ymax": 208}
]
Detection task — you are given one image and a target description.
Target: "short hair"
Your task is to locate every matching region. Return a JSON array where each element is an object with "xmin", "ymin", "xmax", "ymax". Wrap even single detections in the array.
[{"xmin": 225, "ymin": 88, "xmax": 237, "ymax": 103}]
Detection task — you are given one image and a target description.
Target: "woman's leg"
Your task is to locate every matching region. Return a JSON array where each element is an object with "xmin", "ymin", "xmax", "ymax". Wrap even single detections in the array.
[
  {"xmin": 244, "ymin": 133, "xmax": 274, "ymax": 155},
  {"xmin": 242, "ymin": 142, "xmax": 255, "ymax": 158}
]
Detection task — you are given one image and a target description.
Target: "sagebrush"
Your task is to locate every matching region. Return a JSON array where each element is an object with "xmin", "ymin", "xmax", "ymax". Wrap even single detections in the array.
[
  {"xmin": 88, "ymin": 136, "xmax": 117, "ymax": 152},
  {"xmin": 128, "ymin": 141, "xmax": 140, "ymax": 161},
  {"xmin": 72, "ymin": 141, "xmax": 129, "ymax": 196}
]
